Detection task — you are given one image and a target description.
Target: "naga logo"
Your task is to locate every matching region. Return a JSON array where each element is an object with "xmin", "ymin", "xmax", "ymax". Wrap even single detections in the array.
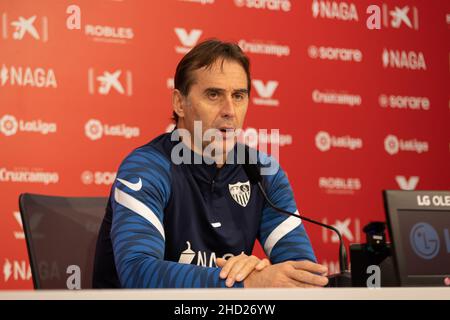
[
  {"xmin": 234, "ymin": 0, "xmax": 292, "ymax": 12},
  {"xmin": 81, "ymin": 170, "xmax": 117, "ymax": 185},
  {"xmin": 382, "ymin": 49, "xmax": 426, "ymax": 70},
  {"xmin": 3, "ymin": 259, "xmax": 31, "ymax": 282},
  {"xmin": 0, "ymin": 114, "xmax": 57, "ymax": 136},
  {"xmin": 319, "ymin": 177, "xmax": 361, "ymax": 195},
  {"xmin": 384, "ymin": 134, "xmax": 429, "ymax": 155},
  {"xmin": 85, "ymin": 24, "xmax": 134, "ymax": 44},
  {"xmin": 0, "ymin": 64, "xmax": 57, "ymax": 88},
  {"xmin": 382, "ymin": 4, "xmax": 419, "ymax": 30},
  {"xmin": 84, "ymin": 119, "xmax": 140, "ymax": 141},
  {"xmin": 1, "ymin": 14, "xmax": 49, "ymax": 42},
  {"xmin": 312, "ymin": 90, "xmax": 361, "ymax": 107},
  {"xmin": 174, "ymin": 28, "xmax": 202, "ymax": 54},
  {"xmin": 315, "ymin": 131, "xmax": 363, "ymax": 152},
  {"xmin": 379, "ymin": 94, "xmax": 430, "ymax": 111},
  {"xmin": 308, "ymin": 45, "xmax": 362, "ymax": 62},
  {"xmin": 322, "ymin": 217, "xmax": 361, "ymax": 244},
  {"xmin": 0, "ymin": 167, "xmax": 59, "ymax": 185},
  {"xmin": 395, "ymin": 175, "xmax": 419, "ymax": 190},
  {"xmin": 252, "ymin": 80, "xmax": 279, "ymax": 106},
  {"xmin": 311, "ymin": 0, "xmax": 358, "ymax": 21},
  {"xmin": 88, "ymin": 68, "xmax": 132, "ymax": 96},
  {"xmin": 238, "ymin": 40, "xmax": 290, "ymax": 57}
]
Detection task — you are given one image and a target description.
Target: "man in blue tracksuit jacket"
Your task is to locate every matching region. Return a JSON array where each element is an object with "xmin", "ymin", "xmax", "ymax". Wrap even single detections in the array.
[{"xmin": 93, "ymin": 39, "xmax": 328, "ymax": 289}]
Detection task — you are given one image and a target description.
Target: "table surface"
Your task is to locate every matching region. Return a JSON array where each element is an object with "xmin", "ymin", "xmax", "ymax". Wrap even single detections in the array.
[{"xmin": 1, "ymin": 287, "xmax": 449, "ymax": 300}]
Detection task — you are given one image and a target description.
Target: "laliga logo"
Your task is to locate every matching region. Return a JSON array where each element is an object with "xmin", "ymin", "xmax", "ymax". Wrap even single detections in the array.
[
  {"xmin": 315, "ymin": 131, "xmax": 362, "ymax": 152},
  {"xmin": 85, "ymin": 119, "xmax": 103, "ymax": 141},
  {"xmin": 0, "ymin": 115, "xmax": 18, "ymax": 136},
  {"xmin": 384, "ymin": 134, "xmax": 429, "ymax": 155},
  {"xmin": 84, "ymin": 119, "xmax": 140, "ymax": 141},
  {"xmin": 384, "ymin": 134, "xmax": 399, "ymax": 155},
  {"xmin": 315, "ymin": 131, "xmax": 331, "ymax": 152}
]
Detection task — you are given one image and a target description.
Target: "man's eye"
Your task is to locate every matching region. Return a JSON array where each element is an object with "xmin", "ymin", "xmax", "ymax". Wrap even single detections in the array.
[
  {"xmin": 233, "ymin": 94, "xmax": 243, "ymax": 101},
  {"xmin": 207, "ymin": 92, "xmax": 219, "ymax": 100}
]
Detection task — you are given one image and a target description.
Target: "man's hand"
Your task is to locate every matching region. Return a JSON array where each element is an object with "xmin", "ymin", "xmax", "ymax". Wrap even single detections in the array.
[
  {"xmin": 217, "ymin": 253, "xmax": 271, "ymax": 287},
  {"xmin": 243, "ymin": 260, "xmax": 329, "ymax": 288}
]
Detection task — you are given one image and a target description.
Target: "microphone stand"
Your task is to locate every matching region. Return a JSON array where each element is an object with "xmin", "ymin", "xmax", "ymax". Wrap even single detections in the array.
[{"xmin": 255, "ymin": 181, "xmax": 352, "ymax": 287}]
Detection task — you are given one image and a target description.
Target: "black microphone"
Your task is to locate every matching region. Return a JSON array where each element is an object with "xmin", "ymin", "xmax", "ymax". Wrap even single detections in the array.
[{"xmin": 242, "ymin": 161, "xmax": 352, "ymax": 287}]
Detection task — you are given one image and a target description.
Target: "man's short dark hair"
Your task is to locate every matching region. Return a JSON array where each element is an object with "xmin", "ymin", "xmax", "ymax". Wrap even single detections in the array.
[{"xmin": 172, "ymin": 38, "xmax": 251, "ymax": 122}]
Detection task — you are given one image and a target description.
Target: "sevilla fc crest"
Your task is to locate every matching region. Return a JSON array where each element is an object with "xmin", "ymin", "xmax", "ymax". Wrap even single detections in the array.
[{"xmin": 229, "ymin": 181, "xmax": 251, "ymax": 207}]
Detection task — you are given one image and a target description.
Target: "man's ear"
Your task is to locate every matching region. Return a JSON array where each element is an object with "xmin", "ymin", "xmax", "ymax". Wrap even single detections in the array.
[{"xmin": 172, "ymin": 89, "xmax": 185, "ymax": 119}]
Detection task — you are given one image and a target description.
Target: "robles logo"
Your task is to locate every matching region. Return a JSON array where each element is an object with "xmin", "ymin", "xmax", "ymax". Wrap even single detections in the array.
[
  {"xmin": 0, "ymin": 114, "xmax": 57, "ymax": 136},
  {"xmin": 319, "ymin": 177, "xmax": 361, "ymax": 195},
  {"xmin": 315, "ymin": 131, "xmax": 363, "ymax": 152},
  {"xmin": 84, "ymin": 119, "xmax": 140, "ymax": 141},
  {"xmin": 384, "ymin": 134, "xmax": 429, "ymax": 155}
]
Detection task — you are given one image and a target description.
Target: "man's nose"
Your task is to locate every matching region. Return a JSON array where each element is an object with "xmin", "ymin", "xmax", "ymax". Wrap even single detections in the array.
[{"xmin": 220, "ymin": 95, "xmax": 236, "ymax": 119}]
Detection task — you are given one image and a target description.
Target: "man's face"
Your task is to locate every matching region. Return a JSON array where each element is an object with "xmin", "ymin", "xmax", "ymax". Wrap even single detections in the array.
[{"xmin": 175, "ymin": 59, "xmax": 249, "ymax": 158}]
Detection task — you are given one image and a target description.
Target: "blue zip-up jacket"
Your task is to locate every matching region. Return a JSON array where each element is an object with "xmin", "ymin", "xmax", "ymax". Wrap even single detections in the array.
[{"xmin": 93, "ymin": 132, "xmax": 316, "ymax": 288}]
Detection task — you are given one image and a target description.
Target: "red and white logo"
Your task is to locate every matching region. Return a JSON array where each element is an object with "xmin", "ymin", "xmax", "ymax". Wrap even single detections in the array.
[
  {"xmin": 81, "ymin": 170, "xmax": 117, "ymax": 185},
  {"xmin": 252, "ymin": 80, "xmax": 279, "ymax": 107},
  {"xmin": 379, "ymin": 94, "xmax": 430, "ymax": 111},
  {"xmin": 0, "ymin": 167, "xmax": 59, "ymax": 185},
  {"xmin": 13, "ymin": 211, "xmax": 24, "ymax": 240},
  {"xmin": 0, "ymin": 64, "xmax": 57, "ymax": 88},
  {"xmin": 382, "ymin": 49, "xmax": 426, "ymax": 70},
  {"xmin": 1, "ymin": 13, "xmax": 48, "ymax": 42},
  {"xmin": 395, "ymin": 175, "xmax": 419, "ymax": 190},
  {"xmin": 382, "ymin": 4, "xmax": 419, "ymax": 30},
  {"xmin": 308, "ymin": 45, "xmax": 362, "ymax": 62},
  {"xmin": 84, "ymin": 119, "xmax": 140, "ymax": 141},
  {"xmin": 318, "ymin": 177, "xmax": 362, "ymax": 195},
  {"xmin": 3, "ymin": 259, "xmax": 32, "ymax": 282},
  {"xmin": 174, "ymin": 28, "xmax": 202, "ymax": 54},
  {"xmin": 239, "ymin": 39, "xmax": 290, "ymax": 57},
  {"xmin": 88, "ymin": 68, "xmax": 132, "ymax": 96},
  {"xmin": 312, "ymin": 90, "xmax": 361, "ymax": 107},
  {"xmin": 311, "ymin": 0, "xmax": 358, "ymax": 21},
  {"xmin": 0, "ymin": 114, "xmax": 57, "ymax": 137},
  {"xmin": 315, "ymin": 131, "xmax": 363, "ymax": 152},
  {"xmin": 322, "ymin": 217, "xmax": 361, "ymax": 243},
  {"xmin": 234, "ymin": 0, "xmax": 291, "ymax": 12},
  {"xmin": 384, "ymin": 134, "xmax": 429, "ymax": 155}
]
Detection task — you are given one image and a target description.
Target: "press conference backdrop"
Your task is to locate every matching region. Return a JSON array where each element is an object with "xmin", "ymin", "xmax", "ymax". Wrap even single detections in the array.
[{"xmin": 0, "ymin": 0, "xmax": 449, "ymax": 289}]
